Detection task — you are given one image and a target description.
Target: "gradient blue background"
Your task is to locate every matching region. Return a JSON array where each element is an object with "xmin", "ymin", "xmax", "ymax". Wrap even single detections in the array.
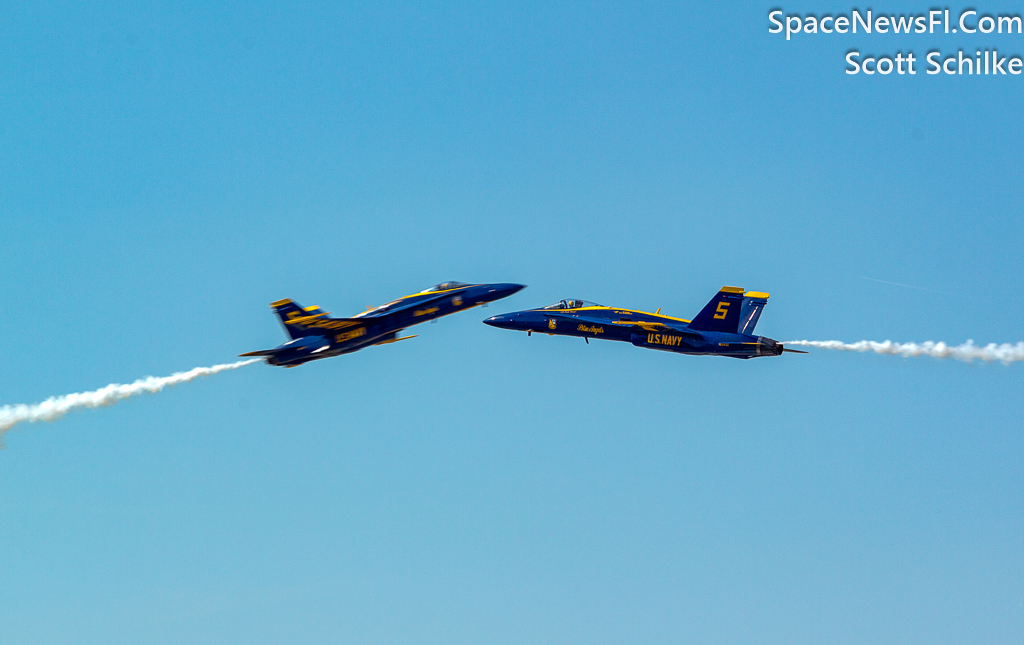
[{"xmin": 2, "ymin": 2, "xmax": 1022, "ymax": 643}]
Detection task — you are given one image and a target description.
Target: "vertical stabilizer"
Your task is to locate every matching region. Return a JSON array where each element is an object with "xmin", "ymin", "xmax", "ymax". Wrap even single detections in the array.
[
  {"xmin": 687, "ymin": 287, "xmax": 747, "ymax": 333},
  {"xmin": 270, "ymin": 299, "xmax": 322, "ymax": 339},
  {"xmin": 738, "ymin": 292, "xmax": 769, "ymax": 335}
]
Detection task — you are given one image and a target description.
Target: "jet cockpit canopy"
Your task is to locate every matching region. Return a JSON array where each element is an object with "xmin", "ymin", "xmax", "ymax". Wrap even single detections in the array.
[
  {"xmin": 540, "ymin": 299, "xmax": 600, "ymax": 310},
  {"xmin": 421, "ymin": 281, "xmax": 470, "ymax": 293}
]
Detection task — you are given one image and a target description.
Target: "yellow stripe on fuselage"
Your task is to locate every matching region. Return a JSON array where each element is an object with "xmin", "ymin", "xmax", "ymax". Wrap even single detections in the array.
[
  {"xmin": 354, "ymin": 285, "xmax": 480, "ymax": 318},
  {"xmin": 365, "ymin": 284, "xmax": 479, "ymax": 310},
  {"xmin": 533, "ymin": 306, "xmax": 691, "ymax": 324},
  {"xmin": 404, "ymin": 285, "xmax": 478, "ymax": 299}
]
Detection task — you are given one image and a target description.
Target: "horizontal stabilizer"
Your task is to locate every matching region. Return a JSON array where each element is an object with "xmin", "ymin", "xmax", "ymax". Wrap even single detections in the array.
[
  {"xmin": 375, "ymin": 334, "xmax": 417, "ymax": 346},
  {"xmin": 239, "ymin": 349, "xmax": 282, "ymax": 357}
]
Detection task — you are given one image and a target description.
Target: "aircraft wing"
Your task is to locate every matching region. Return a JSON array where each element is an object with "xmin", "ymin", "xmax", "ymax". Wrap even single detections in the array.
[{"xmin": 612, "ymin": 318, "xmax": 704, "ymax": 338}]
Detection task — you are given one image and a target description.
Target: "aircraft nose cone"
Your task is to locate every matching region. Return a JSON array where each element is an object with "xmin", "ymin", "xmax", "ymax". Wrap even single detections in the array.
[
  {"xmin": 484, "ymin": 313, "xmax": 518, "ymax": 329},
  {"xmin": 487, "ymin": 283, "xmax": 526, "ymax": 300}
]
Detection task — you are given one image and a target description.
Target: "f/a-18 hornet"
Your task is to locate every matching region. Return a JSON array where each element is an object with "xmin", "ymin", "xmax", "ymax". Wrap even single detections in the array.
[
  {"xmin": 483, "ymin": 286, "xmax": 805, "ymax": 359},
  {"xmin": 242, "ymin": 282, "xmax": 525, "ymax": 367}
]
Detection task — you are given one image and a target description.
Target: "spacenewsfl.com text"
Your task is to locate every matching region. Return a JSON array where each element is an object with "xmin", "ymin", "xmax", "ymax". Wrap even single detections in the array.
[{"xmin": 769, "ymin": 8, "xmax": 1023, "ymax": 75}]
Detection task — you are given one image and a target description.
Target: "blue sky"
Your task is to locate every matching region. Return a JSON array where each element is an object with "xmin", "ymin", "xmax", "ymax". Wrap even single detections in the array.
[{"xmin": 1, "ymin": 2, "xmax": 1022, "ymax": 643}]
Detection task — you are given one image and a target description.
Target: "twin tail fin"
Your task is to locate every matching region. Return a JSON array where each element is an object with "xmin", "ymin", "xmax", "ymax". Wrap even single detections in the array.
[
  {"xmin": 688, "ymin": 287, "xmax": 769, "ymax": 334},
  {"xmin": 271, "ymin": 299, "xmax": 331, "ymax": 339}
]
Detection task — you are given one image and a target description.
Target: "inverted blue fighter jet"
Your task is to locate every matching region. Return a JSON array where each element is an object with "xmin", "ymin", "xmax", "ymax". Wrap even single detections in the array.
[
  {"xmin": 243, "ymin": 282, "xmax": 524, "ymax": 367},
  {"xmin": 483, "ymin": 286, "xmax": 805, "ymax": 359}
]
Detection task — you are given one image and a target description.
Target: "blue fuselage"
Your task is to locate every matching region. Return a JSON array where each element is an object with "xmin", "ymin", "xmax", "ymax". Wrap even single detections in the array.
[
  {"xmin": 484, "ymin": 305, "xmax": 785, "ymax": 359},
  {"xmin": 252, "ymin": 283, "xmax": 524, "ymax": 367}
]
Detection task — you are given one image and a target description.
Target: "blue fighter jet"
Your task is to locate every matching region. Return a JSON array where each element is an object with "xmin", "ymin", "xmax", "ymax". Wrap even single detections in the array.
[
  {"xmin": 242, "ymin": 282, "xmax": 525, "ymax": 367},
  {"xmin": 483, "ymin": 286, "xmax": 805, "ymax": 359}
]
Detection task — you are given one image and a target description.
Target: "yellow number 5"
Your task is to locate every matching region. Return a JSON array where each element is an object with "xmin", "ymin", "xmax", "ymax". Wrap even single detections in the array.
[{"xmin": 714, "ymin": 301, "xmax": 730, "ymax": 319}]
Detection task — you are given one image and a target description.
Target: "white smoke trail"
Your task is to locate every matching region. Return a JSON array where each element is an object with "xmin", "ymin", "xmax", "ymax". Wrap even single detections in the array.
[
  {"xmin": 0, "ymin": 359, "xmax": 259, "ymax": 436},
  {"xmin": 786, "ymin": 340, "xmax": 1024, "ymax": 365}
]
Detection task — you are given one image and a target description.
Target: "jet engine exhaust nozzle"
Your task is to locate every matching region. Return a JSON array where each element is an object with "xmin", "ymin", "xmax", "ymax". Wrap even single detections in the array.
[{"xmin": 756, "ymin": 337, "xmax": 785, "ymax": 357}]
